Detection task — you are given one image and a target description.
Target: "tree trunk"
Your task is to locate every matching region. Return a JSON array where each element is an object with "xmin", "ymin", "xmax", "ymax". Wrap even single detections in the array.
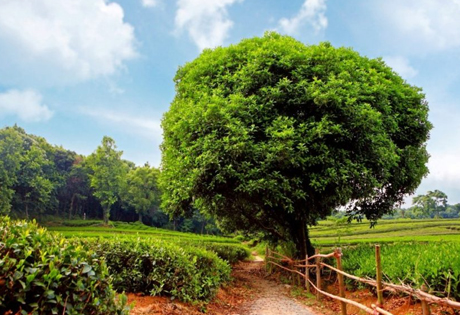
[
  {"xmin": 138, "ymin": 212, "xmax": 143, "ymax": 223},
  {"xmin": 25, "ymin": 203, "xmax": 29, "ymax": 220},
  {"xmin": 69, "ymin": 194, "xmax": 76, "ymax": 220},
  {"xmin": 290, "ymin": 215, "xmax": 315, "ymax": 259},
  {"xmin": 103, "ymin": 205, "xmax": 110, "ymax": 224}
]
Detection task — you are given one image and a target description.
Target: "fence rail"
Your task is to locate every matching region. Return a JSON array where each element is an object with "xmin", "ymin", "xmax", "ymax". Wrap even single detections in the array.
[{"xmin": 265, "ymin": 245, "xmax": 460, "ymax": 315}]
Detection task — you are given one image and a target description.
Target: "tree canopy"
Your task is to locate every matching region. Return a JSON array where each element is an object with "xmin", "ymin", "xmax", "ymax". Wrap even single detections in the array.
[
  {"xmin": 123, "ymin": 163, "xmax": 161, "ymax": 223},
  {"xmin": 413, "ymin": 190, "xmax": 448, "ymax": 218},
  {"xmin": 86, "ymin": 136, "xmax": 126, "ymax": 224},
  {"xmin": 0, "ymin": 127, "xmax": 23, "ymax": 214},
  {"xmin": 160, "ymin": 32, "xmax": 432, "ymax": 257}
]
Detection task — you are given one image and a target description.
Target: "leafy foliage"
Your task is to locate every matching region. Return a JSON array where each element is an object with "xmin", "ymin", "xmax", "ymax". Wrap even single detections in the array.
[
  {"xmin": 89, "ymin": 238, "xmax": 231, "ymax": 301},
  {"xmin": 0, "ymin": 127, "xmax": 22, "ymax": 214},
  {"xmin": 175, "ymin": 242, "xmax": 250, "ymax": 264},
  {"xmin": 86, "ymin": 136, "xmax": 127, "ymax": 224},
  {"xmin": 0, "ymin": 126, "xmax": 57, "ymax": 217},
  {"xmin": 200, "ymin": 243, "xmax": 250, "ymax": 264},
  {"xmin": 0, "ymin": 126, "xmax": 223, "ymax": 233},
  {"xmin": 412, "ymin": 190, "xmax": 448, "ymax": 218},
  {"xmin": 160, "ymin": 32, "xmax": 432, "ymax": 258},
  {"xmin": 0, "ymin": 217, "xmax": 129, "ymax": 315},
  {"xmin": 122, "ymin": 164, "xmax": 161, "ymax": 223}
]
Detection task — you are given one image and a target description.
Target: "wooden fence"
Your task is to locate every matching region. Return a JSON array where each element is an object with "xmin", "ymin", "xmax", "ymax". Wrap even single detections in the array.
[{"xmin": 265, "ymin": 245, "xmax": 460, "ymax": 315}]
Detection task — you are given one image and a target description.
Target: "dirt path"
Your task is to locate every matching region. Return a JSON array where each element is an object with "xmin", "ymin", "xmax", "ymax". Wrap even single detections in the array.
[
  {"xmin": 128, "ymin": 259, "xmax": 320, "ymax": 315},
  {"xmin": 234, "ymin": 260, "xmax": 318, "ymax": 315}
]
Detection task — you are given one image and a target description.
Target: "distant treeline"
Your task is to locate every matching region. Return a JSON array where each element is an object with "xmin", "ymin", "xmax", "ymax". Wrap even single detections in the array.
[
  {"xmin": 0, "ymin": 125, "xmax": 220, "ymax": 234},
  {"xmin": 331, "ymin": 189, "xmax": 460, "ymax": 220}
]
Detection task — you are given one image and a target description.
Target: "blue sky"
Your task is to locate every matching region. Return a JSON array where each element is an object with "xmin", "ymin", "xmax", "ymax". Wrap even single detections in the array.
[{"xmin": 1, "ymin": 0, "xmax": 460, "ymax": 205}]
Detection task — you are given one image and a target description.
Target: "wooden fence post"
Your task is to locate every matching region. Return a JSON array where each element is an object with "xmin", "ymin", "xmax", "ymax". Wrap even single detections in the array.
[
  {"xmin": 375, "ymin": 245, "xmax": 384, "ymax": 308},
  {"xmin": 296, "ymin": 264, "xmax": 301, "ymax": 287},
  {"xmin": 265, "ymin": 246, "xmax": 268, "ymax": 273},
  {"xmin": 336, "ymin": 248, "xmax": 347, "ymax": 315},
  {"xmin": 305, "ymin": 254, "xmax": 310, "ymax": 293},
  {"xmin": 421, "ymin": 284, "xmax": 431, "ymax": 315},
  {"xmin": 316, "ymin": 249, "xmax": 322, "ymax": 301}
]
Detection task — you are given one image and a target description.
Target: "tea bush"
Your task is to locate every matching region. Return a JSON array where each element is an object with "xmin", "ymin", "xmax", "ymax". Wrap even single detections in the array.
[
  {"xmin": 0, "ymin": 217, "xmax": 129, "ymax": 315},
  {"xmin": 342, "ymin": 242, "xmax": 460, "ymax": 300},
  {"xmin": 202, "ymin": 243, "xmax": 250, "ymax": 263},
  {"xmin": 89, "ymin": 238, "xmax": 231, "ymax": 302},
  {"xmin": 177, "ymin": 242, "xmax": 250, "ymax": 263}
]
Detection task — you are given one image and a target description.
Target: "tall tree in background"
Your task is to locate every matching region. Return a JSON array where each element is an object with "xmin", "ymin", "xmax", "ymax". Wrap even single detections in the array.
[
  {"xmin": 413, "ymin": 190, "xmax": 448, "ymax": 218},
  {"xmin": 160, "ymin": 33, "xmax": 431, "ymax": 258},
  {"xmin": 0, "ymin": 128, "xmax": 23, "ymax": 214},
  {"xmin": 14, "ymin": 145, "xmax": 54, "ymax": 218},
  {"xmin": 123, "ymin": 163, "xmax": 161, "ymax": 223},
  {"xmin": 86, "ymin": 136, "xmax": 126, "ymax": 224}
]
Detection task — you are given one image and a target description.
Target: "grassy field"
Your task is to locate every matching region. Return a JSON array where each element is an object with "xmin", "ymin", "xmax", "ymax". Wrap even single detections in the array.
[
  {"xmin": 310, "ymin": 218, "xmax": 460, "ymax": 248},
  {"xmin": 46, "ymin": 220, "xmax": 241, "ymax": 244}
]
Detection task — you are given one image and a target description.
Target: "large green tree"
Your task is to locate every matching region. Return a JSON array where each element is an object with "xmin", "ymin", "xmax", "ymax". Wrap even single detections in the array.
[
  {"xmin": 14, "ymin": 144, "xmax": 55, "ymax": 218},
  {"xmin": 1, "ymin": 126, "xmax": 56, "ymax": 218},
  {"xmin": 123, "ymin": 163, "xmax": 161, "ymax": 223},
  {"xmin": 86, "ymin": 136, "xmax": 126, "ymax": 224},
  {"xmin": 161, "ymin": 33, "xmax": 431, "ymax": 258},
  {"xmin": 412, "ymin": 190, "xmax": 448, "ymax": 218}
]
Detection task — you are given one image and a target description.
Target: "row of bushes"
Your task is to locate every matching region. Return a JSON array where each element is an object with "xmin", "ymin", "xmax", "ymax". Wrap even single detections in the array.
[
  {"xmin": 177, "ymin": 241, "xmax": 250, "ymax": 264},
  {"xmin": 88, "ymin": 238, "xmax": 232, "ymax": 302},
  {"xmin": 342, "ymin": 243, "xmax": 460, "ymax": 300},
  {"xmin": 1, "ymin": 217, "xmax": 250, "ymax": 314},
  {"xmin": 0, "ymin": 217, "xmax": 129, "ymax": 315}
]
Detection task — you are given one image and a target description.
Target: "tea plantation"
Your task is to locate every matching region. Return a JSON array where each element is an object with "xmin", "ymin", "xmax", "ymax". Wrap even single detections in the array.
[
  {"xmin": 310, "ymin": 218, "xmax": 460, "ymax": 300},
  {"xmin": 0, "ymin": 217, "xmax": 250, "ymax": 314},
  {"xmin": 310, "ymin": 218, "xmax": 460, "ymax": 246}
]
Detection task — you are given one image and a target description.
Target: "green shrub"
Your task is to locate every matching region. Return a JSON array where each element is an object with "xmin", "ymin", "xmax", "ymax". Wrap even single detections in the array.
[
  {"xmin": 88, "ymin": 238, "xmax": 231, "ymax": 302},
  {"xmin": 200, "ymin": 243, "xmax": 250, "ymax": 264},
  {"xmin": 0, "ymin": 216, "xmax": 128, "ymax": 315}
]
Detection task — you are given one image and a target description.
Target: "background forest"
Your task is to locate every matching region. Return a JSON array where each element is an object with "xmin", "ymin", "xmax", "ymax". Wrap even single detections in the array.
[{"xmin": 0, "ymin": 125, "xmax": 220, "ymax": 234}]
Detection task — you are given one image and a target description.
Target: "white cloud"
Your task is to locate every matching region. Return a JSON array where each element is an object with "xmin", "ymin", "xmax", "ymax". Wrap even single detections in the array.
[
  {"xmin": 427, "ymin": 152, "xmax": 460, "ymax": 185},
  {"xmin": 80, "ymin": 107, "xmax": 162, "ymax": 141},
  {"xmin": 406, "ymin": 149, "xmax": 460, "ymax": 205},
  {"xmin": 0, "ymin": 0, "xmax": 137, "ymax": 86},
  {"xmin": 372, "ymin": 0, "xmax": 460, "ymax": 53},
  {"xmin": 278, "ymin": 0, "xmax": 327, "ymax": 35},
  {"xmin": 0, "ymin": 89, "xmax": 53, "ymax": 122},
  {"xmin": 141, "ymin": 0, "xmax": 158, "ymax": 8},
  {"xmin": 175, "ymin": 0, "xmax": 242, "ymax": 51},
  {"xmin": 383, "ymin": 56, "xmax": 418, "ymax": 79}
]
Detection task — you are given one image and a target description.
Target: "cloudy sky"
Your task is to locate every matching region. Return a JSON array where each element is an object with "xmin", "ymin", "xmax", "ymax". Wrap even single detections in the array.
[{"xmin": 1, "ymin": 0, "xmax": 460, "ymax": 205}]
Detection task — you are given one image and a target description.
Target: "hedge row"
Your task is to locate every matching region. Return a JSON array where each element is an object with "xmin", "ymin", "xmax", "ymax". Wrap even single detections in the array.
[
  {"xmin": 0, "ymin": 217, "xmax": 128, "ymax": 315},
  {"xmin": 87, "ymin": 238, "xmax": 231, "ymax": 302},
  {"xmin": 199, "ymin": 243, "xmax": 250, "ymax": 264}
]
